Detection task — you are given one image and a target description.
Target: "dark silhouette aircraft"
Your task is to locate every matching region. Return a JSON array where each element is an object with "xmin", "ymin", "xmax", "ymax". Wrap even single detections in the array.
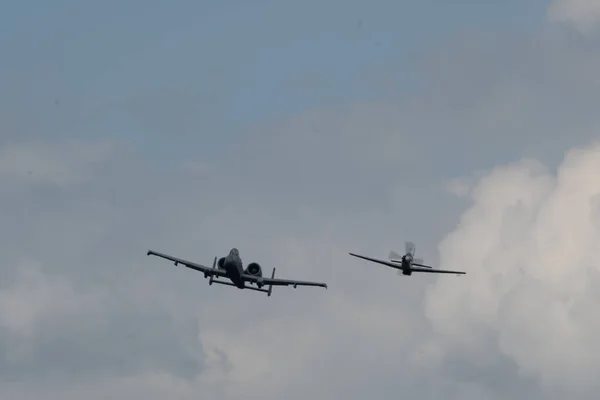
[
  {"xmin": 349, "ymin": 241, "xmax": 466, "ymax": 276},
  {"xmin": 147, "ymin": 248, "xmax": 328, "ymax": 296}
]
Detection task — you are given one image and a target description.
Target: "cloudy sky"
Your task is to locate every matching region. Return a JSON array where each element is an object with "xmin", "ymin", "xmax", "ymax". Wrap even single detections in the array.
[{"xmin": 3, "ymin": 0, "xmax": 600, "ymax": 398}]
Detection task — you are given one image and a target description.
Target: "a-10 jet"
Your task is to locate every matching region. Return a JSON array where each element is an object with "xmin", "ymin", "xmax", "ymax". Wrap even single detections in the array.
[
  {"xmin": 147, "ymin": 247, "xmax": 328, "ymax": 296},
  {"xmin": 349, "ymin": 241, "xmax": 466, "ymax": 276}
]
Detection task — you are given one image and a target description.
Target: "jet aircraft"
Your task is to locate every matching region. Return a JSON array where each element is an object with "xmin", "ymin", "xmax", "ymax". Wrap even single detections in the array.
[
  {"xmin": 147, "ymin": 248, "xmax": 328, "ymax": 296},
  {"xmin": 349, "ymin": 241, "xmax": 466, "ymax": 276}
]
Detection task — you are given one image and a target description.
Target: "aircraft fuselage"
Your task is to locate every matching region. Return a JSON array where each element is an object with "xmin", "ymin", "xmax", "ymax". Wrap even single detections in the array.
[
  {"xmin": 401, "ymin": 255, "xmax": 412, "ymax": 275},
  {"xmin": 223, "ymin": 249, "xmax": 246, "ymax": 288}
]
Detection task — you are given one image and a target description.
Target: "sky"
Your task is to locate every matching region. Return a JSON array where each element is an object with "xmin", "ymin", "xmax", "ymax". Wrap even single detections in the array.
[{"xmin": 3, "ymin": 0, "xmax": 600, "ymax": 398}]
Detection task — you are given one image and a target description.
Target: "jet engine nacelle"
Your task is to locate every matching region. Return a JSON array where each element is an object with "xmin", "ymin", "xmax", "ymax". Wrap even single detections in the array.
[
  {"xmin": 217, "ymin": 257, "xmax": 226, "ymax": 269},
  {"xmin": 245, "ymin": 262, "xmax": 262, "ymax": 277}
]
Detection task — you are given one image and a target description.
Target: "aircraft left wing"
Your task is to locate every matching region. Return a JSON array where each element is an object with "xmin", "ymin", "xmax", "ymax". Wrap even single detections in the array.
[
  {"xmin": 242, "ymin": 273, "xmax": 328, "ymax": 289},
  {"xmin": 348, "ymin": 253, "xmax": 402, "ymax": 270},
  {"xmin": 349, "ymin": 252, "xmax": 465, "ymax": 275},
  {"xmin": 147, "ymin": 250, "xmax": 228, "ymax": 278}
]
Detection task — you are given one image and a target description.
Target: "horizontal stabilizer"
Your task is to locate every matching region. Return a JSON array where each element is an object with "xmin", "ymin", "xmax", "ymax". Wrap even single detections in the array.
[
  {"xmin": 413, "ymin": 261, "xmax": 432, "ymax": 268},
  {"xmin": 210, "ymin": 279, "xmax": 271, "ymax": 294}
]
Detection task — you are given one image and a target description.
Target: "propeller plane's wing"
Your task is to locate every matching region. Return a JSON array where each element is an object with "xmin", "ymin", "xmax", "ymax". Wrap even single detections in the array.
[
  {"xmin": 147, "ymin": 250, "xmax": 228, "ymax": 278},
  {"xmin": 349, "ymin": 252, "xmax": 465, "ymax": 275},
  {"xmin": 410, "ymin": 265, "xmax": 466, "ymax": 274},
  {"xmin": 350, "ymin": 252, "xmax": 402, "ymax": 270}
]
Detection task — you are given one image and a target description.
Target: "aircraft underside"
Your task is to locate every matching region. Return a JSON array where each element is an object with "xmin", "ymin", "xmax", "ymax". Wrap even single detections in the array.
[{"xmin": 146, "ymin": 248, "xmax": 328, "ymax": 297}]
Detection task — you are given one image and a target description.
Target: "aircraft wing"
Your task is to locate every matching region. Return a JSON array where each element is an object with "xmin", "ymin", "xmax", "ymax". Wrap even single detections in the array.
[
  {"xmin": 349, "ymin": 253, "xmax": 465, "ymax": 275},
  {"xmin": 147, "ymin": 250, "xmax": 228, "ymax": 278},
  {"xmin": 410, "ymin": 266, "xmax": 466, "ymax": 274},
  {"xmin": 348, "ymin": 253, "xmax": 402, "ymax": 269},
  {"xmin": 243, "ymin": 274, "xmax": 327, "ymax": 289}
]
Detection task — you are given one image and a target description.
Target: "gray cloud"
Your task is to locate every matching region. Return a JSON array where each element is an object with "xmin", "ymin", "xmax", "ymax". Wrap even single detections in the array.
[
  {"xmin": 0, "ymin": 140, "xmax": 114, "ymax": 186},
  {"xmin": 4, "ymin": 14, "xmax": 600, "ymax": 400},
  {"xmin": 0, "ymin": 261, "xmax": 205, "ymax": 385}
]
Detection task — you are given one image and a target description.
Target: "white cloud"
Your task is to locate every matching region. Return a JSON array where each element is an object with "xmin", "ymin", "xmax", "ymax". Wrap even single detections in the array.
[
  {"xmin": 548, "ymin": 0, "xmax": 600, "ymax": 33},
  {"xmin": 445, "ymin": 178, "xmax": 472, "ymax": 198},
  {"xmin": 425, "ymin": 142, "xmax": 600, "ymax": 396}
]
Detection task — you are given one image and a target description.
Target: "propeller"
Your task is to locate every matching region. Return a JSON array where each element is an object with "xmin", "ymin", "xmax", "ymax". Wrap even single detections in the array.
[
  {"xmin": 389, "ymin": 250, "xmax": 403, "ymax": 263},
  {"xmin": 405, "ymin": 241, "xmax": 416, "ymax": 256},
  {"xmin": 391, "ymin": 244, "xmax": 424, "ymax": 264},
  {"xmin": 392, "ymin": 242, "xmax": 430, "ymax": 274},
  {"xmin": 406, "ymin": 241, "xmax": 427, "ymax": 265}
]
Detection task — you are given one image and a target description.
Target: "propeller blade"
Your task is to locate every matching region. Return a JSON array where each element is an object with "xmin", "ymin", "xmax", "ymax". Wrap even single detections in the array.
[
  {"xmin": 414, "ymin": 258, "xmax": 424, "ymax": 264},
  {"xmin": 389, "ymin": 250, "xmax": 403, "ymax": 260},
  {"xmin": 405, "ymin": 241, "xmax": 416, "ymax": 255}
]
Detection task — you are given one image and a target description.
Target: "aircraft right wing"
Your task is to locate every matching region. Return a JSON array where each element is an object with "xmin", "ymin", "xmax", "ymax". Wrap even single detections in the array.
[
  {"xmin": 147, "ymin": 250, "xmax": 228, "ymax": 278},
  {"xmin": 410, "ymin": 266, "xmax": 466, "ymax": 274},
  {"xmin": 260, "ymin": 277, "xmax": 328, "ymax": 288},
  {"xmin": 243, "ymin": 273, "xmax": 328, "ymax": 289},
  {"xmin": 349, "ymin": 253, "xmax": 465, "ymax": 275}
]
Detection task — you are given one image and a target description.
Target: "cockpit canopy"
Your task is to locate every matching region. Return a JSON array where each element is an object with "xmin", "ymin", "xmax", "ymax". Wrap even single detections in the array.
[{"xmin": 230, "ymin": 248, "xmax": 239, "ymax": 256}]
